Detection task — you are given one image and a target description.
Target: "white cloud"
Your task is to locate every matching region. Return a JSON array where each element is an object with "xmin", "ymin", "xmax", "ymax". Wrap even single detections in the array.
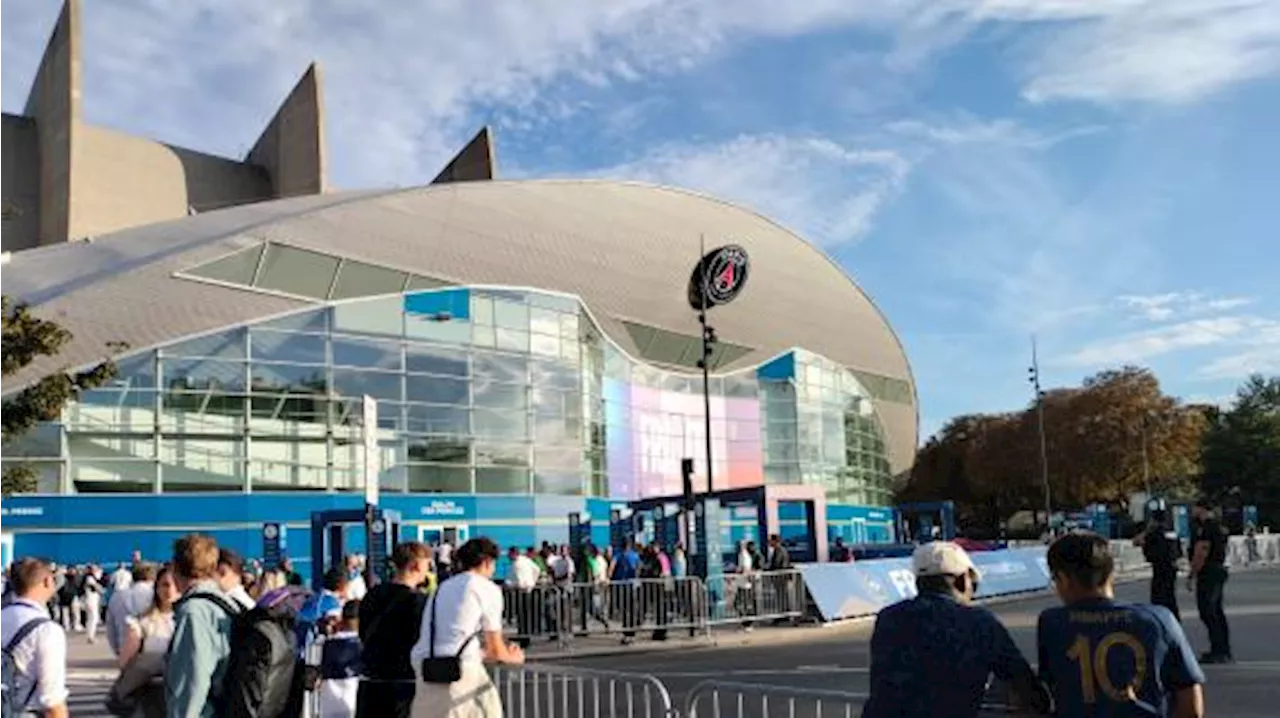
[
  {"xmin": 1117, "ymin": 292, "xmax": 1255, "ymax": 321},
  {"xmin": 1012, "ymin": 0, "xmax": 1280, "ymax": 105},
  {"xmin": 1060, "ymin": 316, "xmax": 1267, "ymax": 366},
  {"xmin": 3, "ymin": 0, "xmax": 1274, "ymax": 196},
  {"xmin": 1197, "ymin": 319, "xmax": 1280, "ymax": 379},
  {"xmin": 592, "ymin": 134, "xmax": 911, "ymax": 246},
  {"xmin": 885, "ymin": 117, "xmax": 1108, "ymax": 148}
]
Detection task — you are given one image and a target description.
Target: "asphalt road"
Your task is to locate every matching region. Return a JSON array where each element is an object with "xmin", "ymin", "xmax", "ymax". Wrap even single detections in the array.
[{"xmin": 550, "ymin": 568, "xmax": 1280, "ymax": 717}]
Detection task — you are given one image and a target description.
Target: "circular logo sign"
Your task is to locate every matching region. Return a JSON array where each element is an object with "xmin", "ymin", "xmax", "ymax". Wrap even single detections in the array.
[
  {"xmin": 262, "ymin": 524, "xmax": 279, "ymax": 540},
  {"xmin": 371, "ymin": 519, "xmax": 387, "ymax": 534},
  {"xmin": 688, "ymin": 244, "xmax": 750, "ymax": 310}
]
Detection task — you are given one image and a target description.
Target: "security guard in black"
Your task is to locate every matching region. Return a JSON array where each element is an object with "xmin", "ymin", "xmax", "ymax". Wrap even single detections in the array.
[
  {"xmin": 1137, "ymin": 510, "xmax": 1182, "ymax": 621},
  {"xmin": 1190, "ymin": 501, "xmax": 1232, "ymax": 662}
]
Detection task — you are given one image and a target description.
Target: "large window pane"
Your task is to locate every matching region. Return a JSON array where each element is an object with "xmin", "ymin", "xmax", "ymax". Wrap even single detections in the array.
[
  {"xmin": 406, "ymin": 436, "xmax": 470, "ymax": 464},
  {"xmin": 407, "ymin": 465, "xmax": 470, "ymax": 493},
  {"xmin": 405, "ymin": 405, "xmax": 469, "ymax": 435},
  {"xmin": 534, "ymin": 469, "xmax": 583, "ymax": 496},
  {"xmin": 475, "ymin": 467, "xmax": 528, "ymax": 494},
  {"xmin": 185, "ymin": 244, "xmax": 264, "ymax": 285},
  {"xmin": 332, "ymin": 336, "xmax": 402, "ymax": 370},
  {"xmin": 406, "ymin": 345, "xmax": 468, "ymax": 377},
  {"xmin": 473, "ymin": 382, "xmax": 526, "ymax": 410},
  {"xmin": 162, "ymin": 358, "xmax": 245, "ymax": 391},
  {"xmin": 256, "ymin": 244, "xmax": 340, "ymax": 298},
  {"xmin": 332, "ymin": 297, "xmax": 403, "ymax": 337},
  {"xmin": 251, "ymin": 363, "xmax": 328, "ymax": 395},
  {"xmin": 255, "ymin": 309, "xmax": 328, "ymax": 334},
  {"xmin": 251, "ymin": 330, "xmax": 326, "ymax": 364},
  {"xmin": 332, "ymin": 369, "xmax": 401, "ymax": 401},
  {"xmin": 405, "ymin": 317, "xmax": 470, "ymax": 344},
  {"xmin": 405, "ymin": 376, "xmax": 467, "ymax": 405},
  {"xmin": 475, "ymin": 440, "xmax": 528, "ymax": 467},
  {"xmin": 495, "ymin": 328, "xmax": 528, "ymax": 353},
  {"xmin": 530, "ymin": 359, "xmax": 578, "ymax": 391},
  {"xmin": 165, "ymin": 329, "xmax": 246, "ymax": 360},
  {"xmin": 473, "ymin": 353, "xmax": 526, "ymax": 383},
  {"xmin": 331, "ymin": 260, "xmax": 409, "ymax": 300},
  {"xmin": 492, "ymin": 299, "xmax": 529, "ymax": 330},
  {"xmin": 473, "ymin": 408, "xmax": 527, "ymax": 440}
]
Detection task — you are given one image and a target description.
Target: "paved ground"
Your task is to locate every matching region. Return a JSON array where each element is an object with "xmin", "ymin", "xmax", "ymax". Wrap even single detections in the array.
[
  {"xmin": 62, "ymin": 567, "xmax": 1280, "ymax": 716},
  {"xmin": 550, "ymin": 568, "xmax": 1280, "ymax": 717}
]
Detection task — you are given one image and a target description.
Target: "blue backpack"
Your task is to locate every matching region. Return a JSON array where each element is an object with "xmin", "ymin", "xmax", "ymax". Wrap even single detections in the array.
[{"xmin": 2, "ymin": 615, "xmax": 52, "ymax": 718}]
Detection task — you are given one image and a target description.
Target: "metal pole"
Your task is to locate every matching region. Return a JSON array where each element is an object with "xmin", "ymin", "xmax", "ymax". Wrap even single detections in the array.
[
  {"xmin": 1030, "ymin": 336, "xmax": 1052, "ymax": 530},
  {"xmin": 699, "ymin": 235, "xmax": 714, "ymax": 496}
]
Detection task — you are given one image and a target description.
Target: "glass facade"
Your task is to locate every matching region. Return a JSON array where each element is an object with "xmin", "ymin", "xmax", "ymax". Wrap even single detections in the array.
[{"xmin": 2, "ymin": 287, "xmax": 895, "ymax": 503}]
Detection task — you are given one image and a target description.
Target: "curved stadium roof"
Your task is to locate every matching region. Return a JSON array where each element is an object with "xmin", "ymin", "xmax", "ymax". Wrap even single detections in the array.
[{"xmin": 3, "ymin": 179, "xmax": 918, "ymax": 471}]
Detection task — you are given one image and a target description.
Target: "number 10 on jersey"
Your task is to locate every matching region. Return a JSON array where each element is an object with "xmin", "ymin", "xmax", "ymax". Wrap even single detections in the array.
[{"xmin": 1066, "ymin": 632, "xmax": 1148, "ymax": 703}]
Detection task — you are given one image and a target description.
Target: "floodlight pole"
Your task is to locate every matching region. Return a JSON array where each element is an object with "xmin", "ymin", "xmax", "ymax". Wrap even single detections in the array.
[
  {"xmin": 1029, "ymin": 336, "xmax": 1052, "ymax": 531},
  {"xmin": 698, "ymin": 236, "xmax": 715, "ymax": 496}
]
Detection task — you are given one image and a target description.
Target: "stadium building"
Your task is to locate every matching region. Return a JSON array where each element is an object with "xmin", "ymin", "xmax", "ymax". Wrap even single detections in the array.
[{"xmin": 1, "ymin": 1, "xmax": 915, "ymax": 571}]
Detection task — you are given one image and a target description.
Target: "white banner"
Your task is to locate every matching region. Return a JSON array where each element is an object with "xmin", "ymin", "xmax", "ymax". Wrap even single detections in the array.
[{"xmin": 362, "ymin": 395, "xmax": 379, "ymax": 507}]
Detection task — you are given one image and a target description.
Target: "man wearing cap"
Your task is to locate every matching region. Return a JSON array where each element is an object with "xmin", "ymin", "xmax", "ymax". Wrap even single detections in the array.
[{"xmin": 863, "ymin": 542, "xmax": 1050, "ymax": 718}]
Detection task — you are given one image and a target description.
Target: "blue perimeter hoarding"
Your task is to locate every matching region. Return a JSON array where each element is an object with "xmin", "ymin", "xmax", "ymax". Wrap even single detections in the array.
[{"xmin": 798, "ymin": 547, "xmax": 1051, "ymax": 622}]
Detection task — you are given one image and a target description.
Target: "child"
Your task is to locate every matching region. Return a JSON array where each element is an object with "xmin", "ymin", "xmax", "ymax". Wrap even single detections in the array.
[{"xmin": 317, "ymin": 599, "xmax": 362, "ymax": 718}]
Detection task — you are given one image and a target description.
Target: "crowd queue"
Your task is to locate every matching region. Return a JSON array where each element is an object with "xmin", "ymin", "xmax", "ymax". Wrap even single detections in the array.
[{"xmin": 0, "ymin": 500, "xmax": 1238, "ymax": 718}]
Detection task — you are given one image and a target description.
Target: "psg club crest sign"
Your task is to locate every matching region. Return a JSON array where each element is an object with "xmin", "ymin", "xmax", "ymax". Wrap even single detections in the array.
[{"xmin": 688, "ymin": 244, "xmax": 750, "ymax": 310}]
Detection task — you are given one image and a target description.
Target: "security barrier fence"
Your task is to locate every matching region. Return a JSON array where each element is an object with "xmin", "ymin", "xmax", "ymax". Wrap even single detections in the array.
[
  {"xmin": 684, "ymin": 679, "xmax": 865, "ymax": 718},
  {"xmin": 493, "ymin": 663, "xmax": 678, "ymax": 718},
  {"xmin": 502, "ymin": 570, "xmax": 804, "ymax": 645}
]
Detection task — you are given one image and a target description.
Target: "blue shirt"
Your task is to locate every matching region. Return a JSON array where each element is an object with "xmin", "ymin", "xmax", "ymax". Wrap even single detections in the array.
[
  {"xmin": 864, "ymin": 592, "xmax": 1038, "ymax": 718},
  {"xmin": 612, "ymin": 549, "xmax": 640, "ymax": 581},
  {"xmin": 1037, "ymin": 599, "xmax": 1204, "ymax": 718}
]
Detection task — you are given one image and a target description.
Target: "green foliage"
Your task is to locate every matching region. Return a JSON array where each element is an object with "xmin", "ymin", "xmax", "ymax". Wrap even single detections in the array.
[
  {"xmin": 2, "ymin": 295, "xmax": 121, "ymax": 496},
  {"xmin": 901, "ymin": 366, "xmax": 1207, "ymax": 535},
  {"xmin": 1201, "ymin": 374, "xmax": 1280, "ymax": 525}
]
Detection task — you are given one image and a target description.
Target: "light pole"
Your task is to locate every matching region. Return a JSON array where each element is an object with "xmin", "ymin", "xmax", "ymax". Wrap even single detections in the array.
[{"xmin": 1028, "ymin": 336, "xmax": 1052, "ymax": 531}]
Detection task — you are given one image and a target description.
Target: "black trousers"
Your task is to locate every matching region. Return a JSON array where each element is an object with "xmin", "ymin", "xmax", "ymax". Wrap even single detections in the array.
[
  {"xmin": 1196, "ymin": 567, "xmax": 1231, "ymax": 657},
  {"xmin": 1150, "ymin": 569, "xmax": 1180, "ymax": 622},
  {"xmin": 355, "ymin": 679, "xmax": 415, "ymax": 718}
]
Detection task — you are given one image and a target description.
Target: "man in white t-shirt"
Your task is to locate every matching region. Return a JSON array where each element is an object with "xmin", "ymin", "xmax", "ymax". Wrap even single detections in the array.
[
  {"xmin": 410, "ymin": 538, "xmax": 522, "ymax": 716},
  {"xmin": 109, "ymin": 562, "xmax": 133, "ymax": 593},
  {"xmin": 435, "ymin": 541, "xmax": 454, "ymax": 577},
  {"xmin": 504, "ymin": 547, "xmax": 541, "ymax": 648}
]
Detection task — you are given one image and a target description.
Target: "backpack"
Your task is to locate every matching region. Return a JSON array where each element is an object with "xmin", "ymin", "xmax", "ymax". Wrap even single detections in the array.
[
  {"xmin": 2, "ymin": 614, "xmax": 51, "ymax": 718},
  {"xmin": 182, "ymin": 593, "xmax": 303, "ymax": 718}
]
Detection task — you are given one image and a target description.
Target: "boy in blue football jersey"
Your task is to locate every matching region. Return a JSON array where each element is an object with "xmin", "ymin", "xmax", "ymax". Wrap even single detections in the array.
[{"xmin": 1038, "ymin": 533, "xmax": 1205, "ymax": 718}]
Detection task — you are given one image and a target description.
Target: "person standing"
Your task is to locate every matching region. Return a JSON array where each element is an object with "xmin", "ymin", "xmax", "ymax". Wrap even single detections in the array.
[
  {"xmin": 1135, "ymin": 509, "xmax": 1183, "ymax": 621},
  {"xmin": 1, "ymin": 558, "xmax": 69, "ymax": 718},
  {"xmin": 504, "ymin": 547, "xmax": 540, "ymax": 649},
  {"xmin": 108, "ymin": 566, "xmax": 179, "ymax": 718},
  {"xmin": 83, "ymin": 565, "xmax": 105, "ymax": 644},
  {"xmin": 434, "ymin": 541, "xmax": 454, "ymax": 579},
  {"xmin": 409, "ymin": 538, "xmax": 524, "ymax": 718},
  {"xmin": 863, "ymin": 543, "xmax": 1049, "ymax": 718},
  {"xmin": 356, "ymin": 542, "xmax": 431, "ymax": 718},
  {"xmin": 107, "ymin": 563, "xmax": 157, "ymax": 656},
  {"xmin": 1189, "ymin": 499, "xmax": 1233, "ymax": 663},
  {"xmin": 215, "ymin": 549, "xmax": 255, "ymax": 611},
  {"xmin": 344, "ymin": 555, "xmax": 367, "ymax": 602},
  {"xmin": 1038, "ymin": 532, "xmax": 1205, "ymax": 718},
  {"xmin": 165, "ymin": 534, "xmax": 240, "ymax": 718},
  {"xmin": 317, "ymin": 600, "xmax": 362, "ymax": 718}
]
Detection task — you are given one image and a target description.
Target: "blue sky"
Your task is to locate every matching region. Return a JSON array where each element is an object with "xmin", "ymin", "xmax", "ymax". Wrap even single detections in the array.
[{"xmin": 4, "ymin": 0, "xmax": 1278, "ymax": 441}]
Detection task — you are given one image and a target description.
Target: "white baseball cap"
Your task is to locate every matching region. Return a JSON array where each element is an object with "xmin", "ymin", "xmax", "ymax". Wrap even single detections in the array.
[{"xmin": 911, "ymin": 541, "xmax": 980, "ymax": 578}]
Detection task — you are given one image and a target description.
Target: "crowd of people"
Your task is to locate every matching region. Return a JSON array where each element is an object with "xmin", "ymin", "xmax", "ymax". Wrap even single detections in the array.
[{"xmin": 863, "ymin": 500, "xmax": 1241, "ymax": 718}]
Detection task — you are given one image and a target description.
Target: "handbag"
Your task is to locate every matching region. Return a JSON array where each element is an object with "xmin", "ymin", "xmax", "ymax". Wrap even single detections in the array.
[
  {"xmin": 105, "ymin": 622, "xmax": 167, "ymax": 717},
  {"xmin": 419, "ymin": 586, "xmax": 479, "ymax": 684}
]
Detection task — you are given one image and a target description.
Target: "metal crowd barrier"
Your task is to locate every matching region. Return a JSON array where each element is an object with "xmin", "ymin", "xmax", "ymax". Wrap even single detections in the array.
[
  {"xmin": 685, "ymin": 679, "xmax": 865, "ymax": 718},
  {"xmin": 493, "ymin": 663, "xmax": 678, "ymax": 718},
  {"xmin": 503, "ymin": 577, "xmax": 710, "ymax": 646},
  {"xmin": 703, "ymin": 570, "xmax": 805, "ymax": 626}
]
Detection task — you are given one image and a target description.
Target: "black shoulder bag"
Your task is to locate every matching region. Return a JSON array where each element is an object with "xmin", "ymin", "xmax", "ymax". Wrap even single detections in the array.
[{"xmin": 420, "ymin": 588, "xmax": 480, "ymax": 684}]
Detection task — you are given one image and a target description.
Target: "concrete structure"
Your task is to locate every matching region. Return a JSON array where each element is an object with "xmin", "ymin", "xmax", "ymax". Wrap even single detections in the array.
[{"xmin": 0, "ymin": 0, "xmax": 325, "ymax": 252}]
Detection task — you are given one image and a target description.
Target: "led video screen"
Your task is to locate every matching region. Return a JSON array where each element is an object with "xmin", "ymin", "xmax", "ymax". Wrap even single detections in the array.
[{"xmin": 603, "ymin": 378, "xmax": 764, "ymax": 499}]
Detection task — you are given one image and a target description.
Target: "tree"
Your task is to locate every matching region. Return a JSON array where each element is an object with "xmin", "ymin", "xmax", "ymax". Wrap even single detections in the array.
[
  {"xmin": 901, "ymin": 366, "xmax": 1207, "ymax": 534},
  {"xmin": 2, "ymin": 296, "xmax": 120, "ymax": 495},
  {"xmin": 1201, "ymin": 374, "xmax": 1280, "ymax": 525}
]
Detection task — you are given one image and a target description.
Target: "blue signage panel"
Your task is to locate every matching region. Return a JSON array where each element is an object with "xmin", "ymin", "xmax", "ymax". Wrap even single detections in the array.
[
  {"xmin": 798, "ymin": 547, "xmax": 1051, "ymax": 622},
  {"xmin": 261, "ymin": 522, "xmax": 287, "ymax": 569}
]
